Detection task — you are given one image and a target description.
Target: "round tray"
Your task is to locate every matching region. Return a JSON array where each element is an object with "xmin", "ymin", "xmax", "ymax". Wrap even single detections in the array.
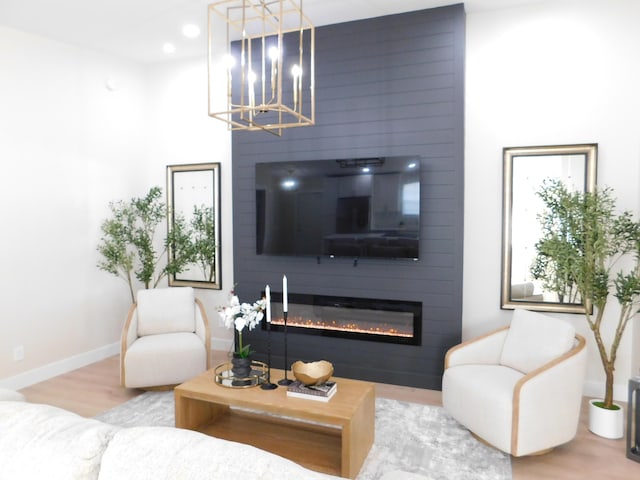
[{"xmin": 214, "ymin": 360, "xmax": 268, "ymax": 388}]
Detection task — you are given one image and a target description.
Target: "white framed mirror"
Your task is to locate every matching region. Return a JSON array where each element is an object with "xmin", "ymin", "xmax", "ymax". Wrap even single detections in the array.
[{"xmin": 501, "ymin": 144, "xmax": 597, "ymax": 313}]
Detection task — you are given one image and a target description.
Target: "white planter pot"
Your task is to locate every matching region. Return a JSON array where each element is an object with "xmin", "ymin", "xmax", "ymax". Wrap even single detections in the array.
[{"xmin": 588, "ymin": 399, "xmax": 624, "ymax": 439}]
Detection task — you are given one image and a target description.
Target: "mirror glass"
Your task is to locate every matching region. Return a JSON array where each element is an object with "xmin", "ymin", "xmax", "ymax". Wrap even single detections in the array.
[
  {"xmin": 501, "ymin": 144, "xmax": 597, "ymax": 313},
  {"xmin": 167, "ymin": 163, "xmax": 221, "ymax": 289}
]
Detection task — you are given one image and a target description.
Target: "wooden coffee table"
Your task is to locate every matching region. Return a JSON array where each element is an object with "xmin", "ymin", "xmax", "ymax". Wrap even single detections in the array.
[{"xmin": 174, "ymin": 367, "xmax": 375, "ymax": 479}]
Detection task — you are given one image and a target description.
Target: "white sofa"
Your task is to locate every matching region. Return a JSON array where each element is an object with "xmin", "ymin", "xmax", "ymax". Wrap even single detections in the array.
[
  {"xmin": 0, "ymin": 388, "xmax": 25, "ymax": 402},
  {"xmin": 0, "ymin": 400, "xmax": 341, "ymax": 480}
]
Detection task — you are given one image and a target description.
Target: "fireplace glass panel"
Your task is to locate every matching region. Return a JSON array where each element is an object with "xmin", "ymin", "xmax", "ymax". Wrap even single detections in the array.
[{"xmin": 263, "ymin": 293, "xmax": 421, "ymax": 346}]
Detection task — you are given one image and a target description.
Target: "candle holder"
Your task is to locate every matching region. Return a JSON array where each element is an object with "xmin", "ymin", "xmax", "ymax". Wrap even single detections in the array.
[
  {"xmin": 278, "ymin": 311, "xmax": 293, "ymax": 386},
  {"xmin": 260, "ymin": 318, "xmax": 277, "ymax": 390}
]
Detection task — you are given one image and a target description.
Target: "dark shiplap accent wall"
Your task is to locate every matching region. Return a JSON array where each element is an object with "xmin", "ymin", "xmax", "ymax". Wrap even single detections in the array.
[{"xmin": 231, "ymin": 5, "xmax": 465, "ymax": 390}]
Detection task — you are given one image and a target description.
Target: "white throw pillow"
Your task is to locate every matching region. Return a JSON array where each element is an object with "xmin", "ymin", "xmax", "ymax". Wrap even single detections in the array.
[
  {"xmin": 137, "ymin": 287, "xmax": 195, "ymax": 336},
  {"xmin": 500, "ymin": 308, "xmax": 575, "ymax": 374}
]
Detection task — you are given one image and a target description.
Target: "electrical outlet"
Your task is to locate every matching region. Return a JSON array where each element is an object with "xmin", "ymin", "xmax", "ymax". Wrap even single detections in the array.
[{"xmin": 13, "ymin": 345, "xmax": 24, "ymax": 362}]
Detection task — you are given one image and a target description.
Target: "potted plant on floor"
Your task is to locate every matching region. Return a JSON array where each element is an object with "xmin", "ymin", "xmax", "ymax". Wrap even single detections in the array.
[
  {"xmin": 97, "ymin": 186, "xmax": 194, "ymax": 302},
  {"xmin": 532, "ymin": 179, "xmax": 640, "ymax": 438}
]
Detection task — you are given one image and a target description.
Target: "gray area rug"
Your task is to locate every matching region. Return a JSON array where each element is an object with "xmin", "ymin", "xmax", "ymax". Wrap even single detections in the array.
[{"xmin": 96, "ymin": 392, "xmax": 511, "ymax": 480}]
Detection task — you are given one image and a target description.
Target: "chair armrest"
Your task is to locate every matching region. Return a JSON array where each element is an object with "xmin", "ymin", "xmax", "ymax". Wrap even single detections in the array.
[
  {"xmin": 512, "ymin": 334, "xmax": 587, "ymax": 455},
  {"xmin": 195, "ymin": 298, "xmax": 212, "ymax": 369},
  {"xmin": 121, "ymin": 304, "xmax": 139, "ymax": 351},
  {"xmin": 444, "ymin": 327, "xmax": 508, "ymax": 369},
  {"xmin": 120, "ymin": 303, "xmax": 138, "ymax": 387}
]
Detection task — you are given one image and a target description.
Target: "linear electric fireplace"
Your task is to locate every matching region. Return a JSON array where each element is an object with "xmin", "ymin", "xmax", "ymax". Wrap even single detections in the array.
[{"xmin": 263, "ymin": 292, "xmax": 422, "ymax": 346}]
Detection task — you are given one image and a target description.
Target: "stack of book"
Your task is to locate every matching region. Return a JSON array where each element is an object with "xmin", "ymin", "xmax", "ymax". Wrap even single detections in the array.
[{"xmin": 286, "ymin": 380, "xmax": 337, "ymax": 402}]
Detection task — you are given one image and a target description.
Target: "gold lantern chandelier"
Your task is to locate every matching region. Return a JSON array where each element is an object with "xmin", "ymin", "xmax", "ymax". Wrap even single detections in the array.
[{"xmin": 208, "ymin": 0, "xmax": 315, "ymax": 136}]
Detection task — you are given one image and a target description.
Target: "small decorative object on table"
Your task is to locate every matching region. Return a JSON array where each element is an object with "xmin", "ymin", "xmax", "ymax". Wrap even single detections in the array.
[
  {"xmin": 292, "ymin": 360, "xmax": 334, "ymax": 385},
  {"xmin": 278, "ymin": 275, "xmax": 293, "ymax": 386},
  {"xmin": 230, "ymin": 355, "xmax": 252, "ymax": 378},
  {"xmin": 261, "ymin": 284, "xmax": 278, "ymax": 390},
  {"xmin": 218, "ymin": 288, "xmax": 265, "ymax": 378},
  {"xmin": 288, "ymin": 360, "xmax": 336, "ymax": 401},
  {"xmin": 214, "ymin": 361, "xmax": 268, "ymax": 388},
  {"xmin": 287, "ymin": 380, "xmax": 337, "ymax": 402}
]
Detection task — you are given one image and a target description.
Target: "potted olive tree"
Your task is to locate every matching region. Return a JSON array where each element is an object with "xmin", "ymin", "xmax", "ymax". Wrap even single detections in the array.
[
  {"xmin": 532, "ymin": 179, "xmax": 640, "ymax": 438},
  {"xmin": 97, "ymin": 186, "xmax": 194, "ymax": 302}
]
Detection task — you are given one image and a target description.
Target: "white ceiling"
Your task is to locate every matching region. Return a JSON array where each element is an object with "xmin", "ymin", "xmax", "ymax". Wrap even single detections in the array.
[{"xmin": 0, "ymin": 0, "xmax": 543, "ymax": 63}]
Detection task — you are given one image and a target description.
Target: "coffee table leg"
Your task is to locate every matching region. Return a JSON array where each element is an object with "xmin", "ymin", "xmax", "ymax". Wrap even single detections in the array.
[
  {"xmin": 175, "ymin": 391, "xmax": 228, "ymax": 431},
  {"xmin": 341, "ymin": 388, "xmax": 375, "ymax": 478}
]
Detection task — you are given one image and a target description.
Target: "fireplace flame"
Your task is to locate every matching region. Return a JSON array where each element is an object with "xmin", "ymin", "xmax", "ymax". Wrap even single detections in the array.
[{"xmin": 271, "ymin": 316, "xmax": 413, "ymax": 338}]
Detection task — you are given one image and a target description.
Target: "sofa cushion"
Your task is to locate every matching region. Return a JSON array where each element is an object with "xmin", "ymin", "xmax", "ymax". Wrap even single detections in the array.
[
  {"xmin": 98, "ymin": 426, "xmax": 342, "ymax": 480},
  {"xmin": 0, "ymin": 401, "xmax": 119, "ymax": 480},
  {"xmin": 137, "ymin": 287, "xmax": 195, "ymax": 336},
  {"xmin": 500, "ymin": 308, "xmax": 575, "ymax": 374},
  {"xmin": 0, "ymin": 388, "xmax": 26, "ymax": 401}
]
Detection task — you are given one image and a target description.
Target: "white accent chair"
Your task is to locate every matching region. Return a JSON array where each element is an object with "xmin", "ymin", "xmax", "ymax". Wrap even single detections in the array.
[
  {"xmin": 442, "ymin": 308, "xmax": 587, "ymax": 456},
  {"xmin": 120, "ymin": 287, "xmax": 211, "ymax": 389}
]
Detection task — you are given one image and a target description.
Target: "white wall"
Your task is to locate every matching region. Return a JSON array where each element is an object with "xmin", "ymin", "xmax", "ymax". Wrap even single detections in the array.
[
  {"xmin": 0, "ymin": 26, "xmax": 149, "ymax": 383},
  {"xmin": 0, "ymin": 26, "xmax": 234, "ymax": 388},
  {"xmin": 142, "ymin": 56, "xmax": 234, "ymax": 351},
  {"xmin": 464, "ymin": 0, "xmax": 640, "ymax": 400}
]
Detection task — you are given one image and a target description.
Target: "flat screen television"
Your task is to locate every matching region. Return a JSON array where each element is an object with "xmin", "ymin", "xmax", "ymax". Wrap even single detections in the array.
[{"xmin": 255, "ymin": 156, "xmax": 421, "ymax": 260}]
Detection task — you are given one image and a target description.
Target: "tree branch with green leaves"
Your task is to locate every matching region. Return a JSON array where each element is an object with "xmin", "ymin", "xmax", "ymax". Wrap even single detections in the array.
[
  {"xmin": 532, "ymin": 179, "xmax": 640, "ymax": 409},
  {"xmin": 97, "ymin": 186, "xmax": 198, "ymax": 302}
]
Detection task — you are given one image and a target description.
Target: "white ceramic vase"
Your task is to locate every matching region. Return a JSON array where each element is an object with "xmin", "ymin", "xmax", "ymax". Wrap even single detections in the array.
[{"xmin": 588, "ymin": 399, "xmax": 624, "ymax": 439}]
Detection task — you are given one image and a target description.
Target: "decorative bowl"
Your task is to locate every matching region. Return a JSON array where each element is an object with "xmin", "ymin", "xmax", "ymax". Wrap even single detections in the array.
[{"xmin": 291, "ymin": 360, "xmax": 334, "ymax": 386}]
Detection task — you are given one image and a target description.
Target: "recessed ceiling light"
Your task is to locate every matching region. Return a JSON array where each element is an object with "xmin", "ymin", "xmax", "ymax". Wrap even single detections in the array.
[
  {"xmin": 163, "ymin": 43, "xmax": 176, "ymax": 54},
  {"xmin": 182, "ymin": 24, "xmax": 200, "ymax": 38}
]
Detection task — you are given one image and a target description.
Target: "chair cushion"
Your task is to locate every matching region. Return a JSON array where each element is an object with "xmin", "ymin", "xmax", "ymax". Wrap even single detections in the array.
[
  {"xmin": 500, "ymin": 308, "xmax": 575, "ymax": 374},
  {"xmin": 442, "ymin": 364, "xmax": 524, "ymax": 453},
  {"xmin": 137, "ymin": 287, "xmax": 195, "ymax": 336},
  {"xmin": 124, "ymin": 332, "xmax": 206, "ymax": 388}
]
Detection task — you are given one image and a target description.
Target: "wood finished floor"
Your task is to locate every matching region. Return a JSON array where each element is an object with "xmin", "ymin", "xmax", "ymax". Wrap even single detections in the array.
[{"xmin": 18, "ymin": 354, "xmax": 639, "ymax": 479}]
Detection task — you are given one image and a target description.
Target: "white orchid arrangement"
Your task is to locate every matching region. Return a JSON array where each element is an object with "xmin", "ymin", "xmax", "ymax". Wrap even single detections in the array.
[{"xmin": 218, "ymin": 289, "xmax": 266, "ymax": 358}]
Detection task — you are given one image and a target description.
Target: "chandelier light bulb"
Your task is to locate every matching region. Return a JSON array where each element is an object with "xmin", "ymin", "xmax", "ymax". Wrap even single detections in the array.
[
  {"xmin": 224, "ymin": 54, "xmax": 236, "ymax": 70},
  {"xmin": 268, "ymin": 46, "xmax": 279, "ymax": 61}
]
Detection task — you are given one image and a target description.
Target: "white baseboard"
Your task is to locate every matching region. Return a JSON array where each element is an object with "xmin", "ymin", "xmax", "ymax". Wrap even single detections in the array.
[
  {"xmin": 583, "ymin": 380, "xmax": 628, "ymax": 404},
  {"xmin": 0, "ymin": 336, "xmax": 233, "ymax": 391},
  {"xmin": 0, "ymin": 342, "xmax": 120, "ymax": 391}
]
